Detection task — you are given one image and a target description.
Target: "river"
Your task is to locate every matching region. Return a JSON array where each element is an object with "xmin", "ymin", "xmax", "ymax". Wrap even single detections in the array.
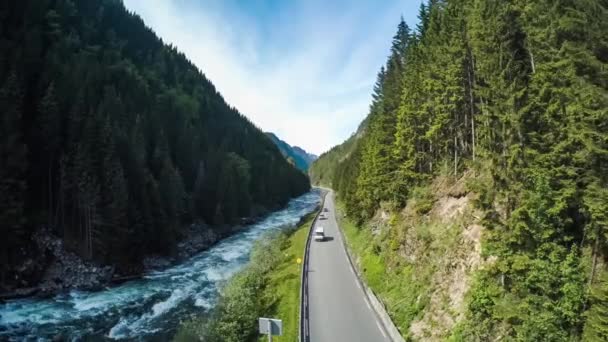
[{"xmin": 0, "ymin": 190, "xmax": 321, "ymax": 341}]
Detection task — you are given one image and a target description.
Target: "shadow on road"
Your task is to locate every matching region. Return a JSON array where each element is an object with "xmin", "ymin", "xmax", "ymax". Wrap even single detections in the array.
[{"xmin": 315, "ymin": 236, "xmax": 334, "ymax": 242}]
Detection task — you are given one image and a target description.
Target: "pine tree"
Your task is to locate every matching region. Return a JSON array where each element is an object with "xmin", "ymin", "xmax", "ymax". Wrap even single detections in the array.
[
  {"xmin": 101, "ymin": 152, "xmax": 129, "ymax": 264},
  {"xmin": 160, "ymin": 157, "xmax": 187, "ymax": 224},
  {"xmin": 37, "ymin": 82, "xmax": 62, "ymax": 227},
  {"xmin": 584, "ymin": 272, "xmax": 608, "ymax": 341},
  {"xmin": 192, "ymin": 160, "xmax": 207, "ymax": 220},
  {"xmin": 355, "ymin": 20, "xmax": 412, "ymax": 217},
  {"xmin": 416, "ymin": 2, "xmax": 430, "ymax": 39},
  {"xmin": 0, "ymin": 72, "xmax": 28, "ymax": 283},
  {"xmin": 216, "ymin": 153, "xmax": 252, "ymax": 224}
]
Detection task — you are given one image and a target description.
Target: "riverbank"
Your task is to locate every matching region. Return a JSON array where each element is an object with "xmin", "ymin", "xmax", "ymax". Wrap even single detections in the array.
[
  {"xmin": 174, "ymin": 213, "xmax": 316, "ymax": 342},
  {"xmin": 0, "ymin": 209, "xmax": 280, "ymax": 301},
  {"xmin": 0, "ymin": 191, "xmax": 321, "ymax": 340}
]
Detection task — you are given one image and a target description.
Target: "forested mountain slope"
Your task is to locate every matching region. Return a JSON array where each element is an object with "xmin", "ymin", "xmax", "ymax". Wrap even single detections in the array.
[
  {"xmin": 310, "ymin": 0, "xmax": 607, "ymax": 340},
  {"xmin": 266, "ymin": 132, "xmax": 317, "ymax": 172},
  {"xmin": 0, "ymin": 0, "xmax": 309, "ymax": 291},
  {"xmin": 309, "ymin": 117, "xmax": 367, "ymax": 187}
]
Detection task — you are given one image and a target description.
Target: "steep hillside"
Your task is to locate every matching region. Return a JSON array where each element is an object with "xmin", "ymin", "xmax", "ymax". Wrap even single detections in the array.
[
  {"xmin": 311, "ymin": 0, "xmax": 607, "ymax": 340},
  {"xmin": 308, "ymin": 116, "xmax": 367, "ymax": 187},
  {"xmin": 0, "ymin": 0, "xmax": 309, "ymax": 292},
  {"xmin": 266, "ymin": 132, "xmax": 317, "ymax": 172},
  {"xmin": 293, "ymin": 146, "xmax": 318, "ymax": 165}
]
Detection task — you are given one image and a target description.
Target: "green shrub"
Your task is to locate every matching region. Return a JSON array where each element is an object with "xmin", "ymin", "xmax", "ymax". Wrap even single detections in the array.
[{"xmin": 409, "ymin": 186, "xmax": 435, "ymax": 215}]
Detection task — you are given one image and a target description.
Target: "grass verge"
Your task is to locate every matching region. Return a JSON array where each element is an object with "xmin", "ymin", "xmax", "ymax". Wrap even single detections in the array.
[
  {"xmin": 257, "ymin": 215, "xmax": 312, "ymax": 342},
  {"xmin": 174, "ymin": 214, "xmax": 315, "ymax": 342}
]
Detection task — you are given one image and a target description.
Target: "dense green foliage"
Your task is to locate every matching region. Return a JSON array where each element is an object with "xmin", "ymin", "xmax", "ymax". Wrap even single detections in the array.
[
  {"xmin": 266, "ymin": 132, "xmax": 317, "ymax": 172},
  {"xmin": 311, "ymin": 0, "xmax": 607, "ymax": 339},
  {"xmin": 174, "ymin": 217, "xmax": 312, "ymax": 342},
  {"xmin": 0, "ymin": 0, "xmax": 309, "ymax": 285}
]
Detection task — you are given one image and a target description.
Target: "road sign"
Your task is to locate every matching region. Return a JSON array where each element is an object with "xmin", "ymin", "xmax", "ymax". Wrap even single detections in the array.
[{"xmin": 259, "ymin": 317, "xmax": 282, "ymax": 341}]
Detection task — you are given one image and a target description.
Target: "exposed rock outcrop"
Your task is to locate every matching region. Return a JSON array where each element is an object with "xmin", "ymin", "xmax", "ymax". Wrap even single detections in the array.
[{"xmin": 33, "ymin": 229, "xmax": 114, "ymax": 295}]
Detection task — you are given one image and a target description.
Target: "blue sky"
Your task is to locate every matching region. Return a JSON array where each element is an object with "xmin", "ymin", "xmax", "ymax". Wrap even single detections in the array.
[{"xmin": 123, "ymin": 0, "xmax": 421, "ymax": 155}]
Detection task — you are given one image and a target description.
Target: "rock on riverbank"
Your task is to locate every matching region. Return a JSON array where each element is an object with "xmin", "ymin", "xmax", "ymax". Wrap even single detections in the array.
[
  {"xmin": 34, "ymin": 229, "xmax": 114, "ymax": 295},
  {"xmin": 2, "ymin": 214, "xmax": 270, "ymax": 299}
]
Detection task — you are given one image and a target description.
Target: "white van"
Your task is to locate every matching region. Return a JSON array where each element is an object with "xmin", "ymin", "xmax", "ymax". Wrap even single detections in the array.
[{"xmin": 314, "ymin": 226, "xmax": 325, "ymax": 241}]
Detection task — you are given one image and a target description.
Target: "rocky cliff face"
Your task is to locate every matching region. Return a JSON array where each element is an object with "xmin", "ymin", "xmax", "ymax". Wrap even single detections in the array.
[{"xmin": 402, "ymin": 177, "xmax": 486, "ymax": 340}]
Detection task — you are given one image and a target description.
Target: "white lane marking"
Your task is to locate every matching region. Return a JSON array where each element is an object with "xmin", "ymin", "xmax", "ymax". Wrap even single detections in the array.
[
  {"xmin": 377, "ymin": 320, "xmax": 388, "ymax": 339},
  {"xmin": 366, "ymin": 299, "xmax": 372, "ymax": 311}
]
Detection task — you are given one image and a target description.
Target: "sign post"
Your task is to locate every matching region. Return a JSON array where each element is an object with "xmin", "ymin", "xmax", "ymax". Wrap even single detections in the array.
[
  {"xmin": 259, "ymin": 317, "xmax": 282, "ymax": 342},
  {"xmin": 268, "ymin": 319, "xmax": 272, "ymax": 342}
]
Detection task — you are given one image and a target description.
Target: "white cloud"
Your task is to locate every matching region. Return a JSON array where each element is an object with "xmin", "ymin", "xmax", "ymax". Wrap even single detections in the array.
[{"xmin": 122, "ymin": 0, "xmax": 416, "ymax": 154}]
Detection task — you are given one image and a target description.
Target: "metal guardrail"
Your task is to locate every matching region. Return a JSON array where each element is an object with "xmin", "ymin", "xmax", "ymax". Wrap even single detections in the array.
[{"xmin": 298, "ymin": 190, "xmax": 327, "ymax": 342}]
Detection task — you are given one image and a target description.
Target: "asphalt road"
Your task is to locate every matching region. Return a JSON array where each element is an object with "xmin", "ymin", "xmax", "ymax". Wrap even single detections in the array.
[{"xmin": 307, "ymin": 191, "xmax": 389, "ymax": 342}]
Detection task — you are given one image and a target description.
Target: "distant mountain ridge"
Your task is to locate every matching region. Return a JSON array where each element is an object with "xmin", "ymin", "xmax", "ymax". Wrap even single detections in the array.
[{"xmin": 266, "ymin": 133, "xmax": 317, "ymax": 172}]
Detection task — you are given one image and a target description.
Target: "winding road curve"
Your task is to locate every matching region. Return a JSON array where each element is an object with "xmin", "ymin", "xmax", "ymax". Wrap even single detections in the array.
[{"xmin": 306, "ymin": 190, "xmax": 390, "ymax": 342}]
